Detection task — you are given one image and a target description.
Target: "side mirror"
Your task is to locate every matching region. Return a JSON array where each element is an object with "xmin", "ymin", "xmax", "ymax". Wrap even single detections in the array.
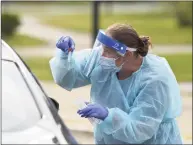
[{"xmin": 49, "ymin": 97, "xmax": 59, "ymax": 112}]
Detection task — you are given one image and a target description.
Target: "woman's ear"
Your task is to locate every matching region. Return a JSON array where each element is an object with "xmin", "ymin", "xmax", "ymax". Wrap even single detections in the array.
[{"xmin": 124, "ymin": 50, "xmax": 132, "ymax": 60}]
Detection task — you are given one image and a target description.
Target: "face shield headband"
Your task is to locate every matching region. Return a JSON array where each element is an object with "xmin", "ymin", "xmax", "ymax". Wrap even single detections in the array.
[{"xmin": 96, "ymin": 30, "xmax": 137, "ymax": 56}]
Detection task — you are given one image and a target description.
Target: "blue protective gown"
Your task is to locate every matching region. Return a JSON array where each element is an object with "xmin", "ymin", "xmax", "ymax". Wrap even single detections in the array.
[{"xmin": 49, "ymin": 48, "xmax": 183, "ymax": 144}]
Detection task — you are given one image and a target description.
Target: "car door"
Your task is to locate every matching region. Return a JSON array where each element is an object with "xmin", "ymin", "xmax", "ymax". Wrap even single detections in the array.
[{"xmin": 2, "ymin": 41, "xmax": 78, "ymax": 144}]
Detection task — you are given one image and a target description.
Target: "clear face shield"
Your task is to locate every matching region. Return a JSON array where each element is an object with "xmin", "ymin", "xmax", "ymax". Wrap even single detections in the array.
[{"xmin": 93, "ymin": 30, "xmax": 137, "ymax": 71}]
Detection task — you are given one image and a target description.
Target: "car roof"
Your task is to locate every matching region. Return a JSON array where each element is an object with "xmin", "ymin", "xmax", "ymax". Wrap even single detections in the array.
[{"xmin": 2, "ymin": 40, "xmax": 16, "ymax": 62}]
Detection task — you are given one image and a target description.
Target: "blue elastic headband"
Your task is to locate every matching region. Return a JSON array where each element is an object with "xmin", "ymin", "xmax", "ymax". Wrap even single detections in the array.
[{"xmin": 96, "ymin": 30, "xmax": 128, "ymax": 56}]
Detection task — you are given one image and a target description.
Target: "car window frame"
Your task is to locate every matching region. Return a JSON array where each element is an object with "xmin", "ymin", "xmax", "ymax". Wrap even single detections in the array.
[
  {"xmin": 10, "ymin": 49, "xmax": 78, "ymax": 144},
  {"xmin": 2, "ymin": 58, "xmax": 42, "ymax": 117}
]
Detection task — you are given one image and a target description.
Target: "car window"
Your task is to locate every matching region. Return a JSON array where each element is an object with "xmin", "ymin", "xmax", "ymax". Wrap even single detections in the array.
[{"xmin": 2, "ymin": 60, "xmax": 41, "ymax": 132}]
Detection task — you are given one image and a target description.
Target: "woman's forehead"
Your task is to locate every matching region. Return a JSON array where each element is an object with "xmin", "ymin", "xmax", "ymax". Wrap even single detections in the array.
[
  {"xmin": 102, "ymin": 45, "xmax": 121, "ymax": 57},
  {"xmin": 103, "ymin": 45, "xmax": 116, "ymax": 53}
]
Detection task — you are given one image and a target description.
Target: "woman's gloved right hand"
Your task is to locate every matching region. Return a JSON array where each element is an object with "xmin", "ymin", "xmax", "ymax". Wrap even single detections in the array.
[{"xmin": 56, "ymin": 36, "xmax": 75, "ymax": 55}]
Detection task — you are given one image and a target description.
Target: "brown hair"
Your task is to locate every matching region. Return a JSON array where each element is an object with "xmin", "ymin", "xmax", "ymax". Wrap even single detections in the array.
[{"xmin": 105, "ymin": 23, "xmax": 152, "ymax": 57}]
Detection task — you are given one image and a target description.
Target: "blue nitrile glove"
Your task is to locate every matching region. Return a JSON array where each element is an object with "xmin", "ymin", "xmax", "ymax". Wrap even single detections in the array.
[
  {"xmin": 77, "ymin": 103, "xmax": 109, "ymax": 120},
  {"xmin": 56, "ymin": 36, "xmax": 75, "ymax": 55}
]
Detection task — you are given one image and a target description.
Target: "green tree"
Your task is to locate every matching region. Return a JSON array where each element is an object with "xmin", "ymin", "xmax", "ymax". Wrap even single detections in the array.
[
  {"xmin": 2, "ymin": 13, "xmax": 20, "ymax": 38},
  {"xmin": 174, "ymin": 2, "xmax": 192, "ymax": 27}
]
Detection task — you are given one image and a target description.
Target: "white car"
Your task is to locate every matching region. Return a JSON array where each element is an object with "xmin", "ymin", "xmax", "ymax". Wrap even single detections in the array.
[{"xmin": 2, "ymin": 40, "xmax": 78, "ymax": 144}]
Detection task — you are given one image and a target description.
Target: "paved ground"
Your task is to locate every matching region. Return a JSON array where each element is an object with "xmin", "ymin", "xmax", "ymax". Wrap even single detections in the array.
[
  {"xmin": 2, "ymin": 2, "xmax": 165, "ymax": 15},
  {"xmin": 40, "ymin": 81, "xmax": 192, "ymax": 144},
  {"xmin": 17, "ymin": 15, "xmax": 92, "ymax": 49},
  {"xmin": 16, "ymin": 44, "xmax": 192, "ymax": 57}
]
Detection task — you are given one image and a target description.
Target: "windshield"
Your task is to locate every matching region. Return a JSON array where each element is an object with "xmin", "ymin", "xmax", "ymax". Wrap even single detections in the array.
[{"xmin": 2, "ymin": 60, "xmax": 41, "ymax": 132}]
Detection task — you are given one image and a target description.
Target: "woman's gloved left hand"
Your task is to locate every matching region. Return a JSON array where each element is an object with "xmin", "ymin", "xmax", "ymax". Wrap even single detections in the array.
[{"xmin": 77, "ymin": 103, "xmax": 109, "ymax": 120}]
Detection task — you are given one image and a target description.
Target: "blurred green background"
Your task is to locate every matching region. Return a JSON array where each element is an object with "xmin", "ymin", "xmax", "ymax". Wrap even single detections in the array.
[{"xmin": 2, "ymin": 1, "xmax": 192, "ymax": 82}]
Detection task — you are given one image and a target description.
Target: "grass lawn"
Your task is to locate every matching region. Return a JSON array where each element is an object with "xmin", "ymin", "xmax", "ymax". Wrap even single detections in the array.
[
  {"xmin": 23, "ymin": 56, "xmax": 53, "ymax": 81},
  {"xmin": 160, "ymin": 53, "xmax": 192, "ymax": 82},
  {"xmin": 3, "ymin": 33, "xmax": 47, "ymax": 49},
  {"xmin": 23, "ymin": 53, "xmax": 192, "ymax": 82},
  {"xmin": 39, "ymin": 11, "xmax": 192, "ymax": 45}
]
